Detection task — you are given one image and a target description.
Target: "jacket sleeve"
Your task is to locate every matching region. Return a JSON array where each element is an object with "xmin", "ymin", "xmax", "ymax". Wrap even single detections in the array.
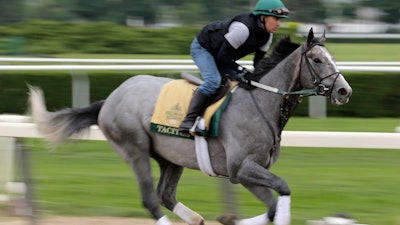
[
  {"xmin": 216, "ymin": 39, "xmax": 241, "ymax": 72},
  {"xmin": 253, "ymin": 34, "xmax": 272, "ymax": 67},
  {"xmin": 253, "ymin": 50, "xmax": 266, "ymax": 68}
]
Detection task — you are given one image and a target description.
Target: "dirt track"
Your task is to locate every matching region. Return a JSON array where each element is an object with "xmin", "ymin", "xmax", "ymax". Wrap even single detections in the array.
[{"xmin": 0, "ymin": 216, "xmax": 222, "ymax": 225}]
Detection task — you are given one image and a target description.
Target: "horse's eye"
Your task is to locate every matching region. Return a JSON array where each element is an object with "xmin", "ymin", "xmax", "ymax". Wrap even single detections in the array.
[{"xmin": 313, "ymin": 58, "xmax": 322, "ymax": 63}]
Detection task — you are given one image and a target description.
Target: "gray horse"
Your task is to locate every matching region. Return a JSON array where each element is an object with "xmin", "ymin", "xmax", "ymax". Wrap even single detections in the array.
[{"xmin": 29, "ymin": 29, "xmax": 352, "ymax": 225}]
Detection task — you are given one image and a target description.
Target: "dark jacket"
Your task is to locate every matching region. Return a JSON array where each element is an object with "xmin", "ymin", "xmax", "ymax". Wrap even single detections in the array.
[{"xmin": 197, "ymin": 13, "xmax": 271, "ymax": 71}]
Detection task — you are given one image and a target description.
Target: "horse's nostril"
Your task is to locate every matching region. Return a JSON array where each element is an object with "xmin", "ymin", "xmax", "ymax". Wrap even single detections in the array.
[{"xmin": 338, "ymin": 88, "xmax": 348, "ymax": 96}]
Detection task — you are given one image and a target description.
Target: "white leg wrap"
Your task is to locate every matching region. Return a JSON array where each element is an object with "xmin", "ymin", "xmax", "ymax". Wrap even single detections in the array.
[
  {"xmin": 173, "ymin": 202, "xmax": 204, "ymax": 225},
  {"xmin": 274, "ymin": 195, "xmax": 291, "ymax": 225},
  {"xmin": 236, "ymin": 213, "xmax": 270, "ymax": 225},
  {"xmin": 156, "ymin": 215, "xmax": 173, "ymax": 225}
]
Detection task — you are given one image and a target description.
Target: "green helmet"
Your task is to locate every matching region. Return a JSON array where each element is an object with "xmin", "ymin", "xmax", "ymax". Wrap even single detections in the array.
[{"xmin": 252, "ymin": 0, "xmax": 290, "ymax": 18}]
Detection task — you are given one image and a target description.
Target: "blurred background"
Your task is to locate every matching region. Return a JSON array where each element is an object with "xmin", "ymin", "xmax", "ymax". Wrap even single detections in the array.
[
  {"xmin": 0, "ymin": 1, "xmax": 399, "ymax": 225},
  {"xmin": 0, "ymin": 0, "xmax": 399, "ymax": 30}
]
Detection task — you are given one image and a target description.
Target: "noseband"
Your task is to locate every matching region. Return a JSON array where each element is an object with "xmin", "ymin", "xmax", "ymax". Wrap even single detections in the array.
[{"xmin": 299, "ymin": 42, "xmax": 341, "ymax": 97}]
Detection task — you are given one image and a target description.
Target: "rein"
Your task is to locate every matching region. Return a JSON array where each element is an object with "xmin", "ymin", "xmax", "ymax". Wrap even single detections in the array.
[{"xmin": 248, "ymin": 80, "xmax": 319, "ymax": 96}]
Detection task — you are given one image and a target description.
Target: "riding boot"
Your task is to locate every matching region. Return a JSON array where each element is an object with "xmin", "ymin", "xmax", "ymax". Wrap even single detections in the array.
[{"xmin": 179, "ymin": 90, "xmax": 211, "ymax": 136}]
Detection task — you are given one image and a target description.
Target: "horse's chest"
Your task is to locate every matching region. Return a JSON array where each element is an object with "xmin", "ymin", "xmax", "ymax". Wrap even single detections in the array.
[{"xmin": 262, "ymin": 147, "xmax": 279, "ymax": 169}]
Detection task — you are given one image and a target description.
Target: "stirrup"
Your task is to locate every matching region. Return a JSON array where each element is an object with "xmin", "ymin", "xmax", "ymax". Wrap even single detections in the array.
[{"xmin": 189, "ymin": 117, "xmax": 204, "ymax": 136}]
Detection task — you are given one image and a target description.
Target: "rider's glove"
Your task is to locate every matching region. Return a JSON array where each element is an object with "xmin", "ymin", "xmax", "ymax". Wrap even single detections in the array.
[{"xmin": 237, "ymin": 66, "xmax": 256, "ymax": 90}]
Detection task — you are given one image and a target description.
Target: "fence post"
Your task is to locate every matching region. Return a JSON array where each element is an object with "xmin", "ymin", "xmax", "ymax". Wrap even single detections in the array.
[
  {"xmin": 308, "ymin": 96, "xmax": 327, "ymax": 118},
  {"xmin": 16, "ymin": 143, "xmax": 38, "ymax": 225},
  {"xmin": 0, "ymin": 137, "xmax": 15, "ymax": 202},
  {"xmin": 221, "ymin": 179, "xmax": 238, "ymax": 215},
  {"xmin": 71, "ymin": 71, "xmax": 90, "ymax": 108}
]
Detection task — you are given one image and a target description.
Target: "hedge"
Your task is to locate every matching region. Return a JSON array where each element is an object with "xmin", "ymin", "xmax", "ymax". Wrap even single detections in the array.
[
  {"xmin": 2, "ymin": 20, "xmax": 398, "ymax": 55},
  {"xmin": 0, "ymin": 20, "xmax": 298, "ymax": 55},
  {"xmin": 1, "ymin": 72, "xmax": 399, "ymax": 118},
  {"xmin": 295, "ymin": 72, "xmax": 400, "ymax": 117}
]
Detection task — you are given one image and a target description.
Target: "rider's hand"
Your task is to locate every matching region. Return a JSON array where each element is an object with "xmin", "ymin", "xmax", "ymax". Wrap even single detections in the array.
[{"xmin": 237, "ymin": 67, "xmax": 256, "ymax": 90}]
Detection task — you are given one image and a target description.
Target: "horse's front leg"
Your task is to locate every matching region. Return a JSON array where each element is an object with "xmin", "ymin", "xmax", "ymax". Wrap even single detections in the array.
[
  {"xmin": 243, "ymin": 186, "xmax": 277, "ymax": 223},
  {"xmin": 218, "ymin": 186, "xmax": 276, "ymax": 225},
  {"xmin": 224, "ymin": 158, "xmax": 291, "ymax": 225}
]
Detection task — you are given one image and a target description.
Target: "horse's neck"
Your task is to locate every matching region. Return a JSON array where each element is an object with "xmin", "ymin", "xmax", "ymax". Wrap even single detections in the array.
[
  {"xmin": 256, "ymin": 49, "xmax": 302, "ymax": 133},
  {"xmin": 260, "ymin": 48, "xmax": 301, "ymax": 92}
]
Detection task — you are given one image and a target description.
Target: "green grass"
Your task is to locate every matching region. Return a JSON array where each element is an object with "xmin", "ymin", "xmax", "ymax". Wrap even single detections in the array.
[
  {"xmin": 285, "ymin": 117, "xmax": 400, "ymax": 132},
  {"xmin": 326, "ymin": 43, "xmax": 400, "ymax": 62},
  {"xmin": 11, "ymin": 117, "xmax": 399, "ymax": 225}
]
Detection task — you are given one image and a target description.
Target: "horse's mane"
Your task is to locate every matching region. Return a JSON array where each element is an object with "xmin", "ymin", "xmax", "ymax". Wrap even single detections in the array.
[{"xmin": 253, "ymin": 36, "xmax": 300, "ymax": 79}]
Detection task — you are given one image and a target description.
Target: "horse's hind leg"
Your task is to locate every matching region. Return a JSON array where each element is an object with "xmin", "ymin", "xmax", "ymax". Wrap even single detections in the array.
[
  {"xmin": 156, "ymin": 158, "xmax": 205, "ymax": 225},
  {"xmin": 108, "ymin": 140, "xmax": 173, "ymax": 225}
]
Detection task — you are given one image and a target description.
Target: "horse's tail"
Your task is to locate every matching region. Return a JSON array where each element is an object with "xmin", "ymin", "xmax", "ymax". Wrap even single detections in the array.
[{"xmin": 28, "ymin": 85, "xmax": 104, "ymax": 145}]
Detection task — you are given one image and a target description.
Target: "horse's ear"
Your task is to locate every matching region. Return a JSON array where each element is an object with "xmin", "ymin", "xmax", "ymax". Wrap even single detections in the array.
[
  {"xmin": 319, "ymin": 29, "xmax": 326, "ymax": 43},
  {"xmin": 307, "ymin": 27, "xmax": 314, "ymax": 45}
]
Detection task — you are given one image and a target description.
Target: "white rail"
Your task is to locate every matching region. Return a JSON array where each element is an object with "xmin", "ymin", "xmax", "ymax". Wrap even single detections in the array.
[
  {"xmin": 0, "ymin": 57, "xmax": 399, "ymax": 66},
  {"xmin": 0, "ymin": 64, "xmax": 399, "ymax": 72},
  {"xmin": 0, "ymin": 65, "xmax": 198, "ymax": 71},
  {"xmin": 0, "ymin": 57, "xmax": 399, "ymax": 72},
  {"xmin": 0, "ymin": 57, "xmax": 195, "ymax": 64},
  {"xmin": 0, "ymin": 122, "xmax": 399, "ymax": 149}
]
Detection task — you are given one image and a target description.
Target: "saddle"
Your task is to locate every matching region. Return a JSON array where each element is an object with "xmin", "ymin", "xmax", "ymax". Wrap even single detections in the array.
[
  {"xmin": 150, "ymin": 73, "xmax": 238, "ymax": 138},
  {"xmin": 180, "ymin": 72, "xmax": 233, "ymax": 104}
]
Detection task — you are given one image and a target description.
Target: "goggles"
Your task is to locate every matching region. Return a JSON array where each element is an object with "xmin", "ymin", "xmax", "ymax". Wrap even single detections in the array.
[
  {"xmin": 255, "ymin": 7, "xmax": 290, "ymax": 17},
  {"xmin": 267, "ymin": 7, "xmax": 290, "ymax": 16}
]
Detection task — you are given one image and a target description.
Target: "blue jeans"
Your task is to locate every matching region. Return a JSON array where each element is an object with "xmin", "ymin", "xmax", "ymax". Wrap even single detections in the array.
[{"xmin": 190, "ymin": 38, "xmax": 238, "ymax": 96}]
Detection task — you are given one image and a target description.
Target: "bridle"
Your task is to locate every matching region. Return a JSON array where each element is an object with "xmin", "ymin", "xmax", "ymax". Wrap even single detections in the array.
[
  {"xmin": 299, "ymin": 42, "xmax": 341, "ymax": 98},
  {"xmin": 247, "ymin": 40, "xmax": 342, "ymax": 146},
  {"xmin": 248, "ymin": 41, "xmax": 341, "ymax": 98}
]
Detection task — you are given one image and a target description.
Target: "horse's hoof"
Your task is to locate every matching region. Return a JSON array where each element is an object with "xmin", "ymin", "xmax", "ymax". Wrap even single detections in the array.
[{"xmin": 217, "ymin": 213, "xmax": 238, "ymax": 225}]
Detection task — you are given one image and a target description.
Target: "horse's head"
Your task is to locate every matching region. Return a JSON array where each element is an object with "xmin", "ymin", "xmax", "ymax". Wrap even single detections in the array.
[{"xmin": 299, "ymin": 28, "xmax": 352, "ymax": 106}]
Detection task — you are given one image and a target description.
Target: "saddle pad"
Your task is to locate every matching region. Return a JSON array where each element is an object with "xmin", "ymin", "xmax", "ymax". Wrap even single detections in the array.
[{"xmin": 150, "ymin": 79, "xmax": 237, "ymax": 138}]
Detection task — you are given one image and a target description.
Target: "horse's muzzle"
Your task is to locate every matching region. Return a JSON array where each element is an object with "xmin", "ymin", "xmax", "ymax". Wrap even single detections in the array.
[{"xmin": 330, "ymin": 74, "xmax": 352, "ymax": 106}]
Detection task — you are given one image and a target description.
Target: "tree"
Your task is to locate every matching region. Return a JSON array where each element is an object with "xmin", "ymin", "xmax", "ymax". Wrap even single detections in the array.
[
  {"xmin": 360, "ymin": 0, "xmax": 400, "ymax": 23},
  {"xmin": 284, "ymin": 0, "xmax": 326, "ymax": 23},
  {"xmin": 0, "ymin": 0, "xmax": 25, "ymax": 24},
  {"xmin": 69, "ymin": 0, "xmax": 112, "ymax": 21},
  {"xmin": 32, "ymin": 0, "xmax": 75, "ymax": 21},
  {"xmin": 122, "ymin": 0, "xmax": 158, "ymax": 25}
]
